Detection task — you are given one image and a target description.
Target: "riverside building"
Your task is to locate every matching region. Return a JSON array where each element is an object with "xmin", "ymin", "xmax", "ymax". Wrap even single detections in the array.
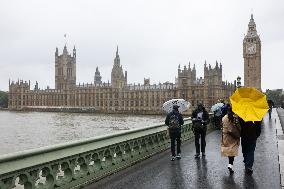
[{"xmin": 8, "ymin": 44, "xmax": 235, "ymax": 114}]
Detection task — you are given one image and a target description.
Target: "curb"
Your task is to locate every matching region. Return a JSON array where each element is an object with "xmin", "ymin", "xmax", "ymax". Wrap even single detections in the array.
[{"xmin": 275, "ymin": 108, "xmax": 284, "ymax": 189}]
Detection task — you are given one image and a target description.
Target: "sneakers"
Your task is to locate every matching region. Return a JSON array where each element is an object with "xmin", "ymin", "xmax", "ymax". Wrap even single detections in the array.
[
  {"xmin": 176, "ymin": 154, "xmax": 181, "ymax": 160},
  {"xmin": 194, "ymin": 153, "xmax": 200, "ymax": 158},
  {"xmin": 171, "ymin": 156, "xmax": 176, "ymax": 161},
  {"xmin": 202, "ymin": 153, "xmax": 206, "ymax": 157},
  {"xmin": 245, "ymin": 167, "xmax": 253, "ymax": 175},
  {"xmin": 228, "ymin": 164, "xmax": 234, "ymax": 174}
]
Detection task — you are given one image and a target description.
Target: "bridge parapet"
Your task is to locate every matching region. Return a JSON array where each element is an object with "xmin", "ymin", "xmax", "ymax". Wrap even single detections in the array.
[{"xmin": 0, "ymin": 117, "xmax": 213, "ymax": 189}]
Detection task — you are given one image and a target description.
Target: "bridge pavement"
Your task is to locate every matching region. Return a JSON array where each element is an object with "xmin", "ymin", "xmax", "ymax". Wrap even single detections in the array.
[{"xmin": 86, "ymin": 110, "xmax": 281, "ymax": 189}]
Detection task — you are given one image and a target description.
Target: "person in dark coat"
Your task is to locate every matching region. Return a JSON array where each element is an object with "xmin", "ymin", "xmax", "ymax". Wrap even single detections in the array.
[
  {"xmin": 239, "ymin": 118, "xmax": 261, "ymax": 174},
  {"xmin": 221, "ymin": 102, "xmax": 228, "ymax": 118},
  {"xmin": 165, "ymin": 105, "xmax": 184, "ymax": 161},
  {"xmin": 267, "ymin": 99, "xmax": 274, "ymax": 119},
  {"xmin": 191, "ymin": 103, "xmax": 209, "ymax": 158}
]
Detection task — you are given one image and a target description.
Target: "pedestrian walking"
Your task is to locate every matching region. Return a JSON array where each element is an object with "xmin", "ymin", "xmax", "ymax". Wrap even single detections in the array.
[
  {"xmin": 239, "ymin": 118, "xmax": 261, "ymax": 174},
  {"xmin": 221, "ymin": 101, "xmax": 228, "ymax": 118},
  {"xmin": 267, "ymin": 99, "xmax": 274, "ymax": 119},
  {"xmin": 221, "ymin": 105, "xmax": 241, "ymax": 174},
  {"xmin": 192, "ymin": 103, "xmax": 209, "ymax": 158},
  {"xmin": 213, "ymin": 108, "xmax": 222, "ymax": 129},
  {"xmin": 165, "ymin": 104, "xmax": 184, "ymax": 161}
]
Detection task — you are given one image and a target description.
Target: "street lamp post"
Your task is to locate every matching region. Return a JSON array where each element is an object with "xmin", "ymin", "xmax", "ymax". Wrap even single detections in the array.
[{"xmin": 237, "ymin": 76, "xmax": 242, "ymax": 88}]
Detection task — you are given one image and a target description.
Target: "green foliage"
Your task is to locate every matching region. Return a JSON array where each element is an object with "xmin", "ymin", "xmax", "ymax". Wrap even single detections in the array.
[
  {"xmin": 266, "ymin": 89, "xmax": 283, "ymax": 107},
  {"xmin": 0, "ymin": 91, "xmax": 8, "ymax": 108}
]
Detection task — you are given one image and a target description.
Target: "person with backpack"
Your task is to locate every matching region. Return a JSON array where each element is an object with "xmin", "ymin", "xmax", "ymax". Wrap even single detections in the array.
[
  {"xmin": 213, "ymin": 108, "xmax": 222, "ymax": 129},
  {"xmin": 165, "ymin": 105, "xmax": 184, "ymax": 161},
  {"xmin": 192, "ymin": 103, "xmax": 209, "ymax": 158}
]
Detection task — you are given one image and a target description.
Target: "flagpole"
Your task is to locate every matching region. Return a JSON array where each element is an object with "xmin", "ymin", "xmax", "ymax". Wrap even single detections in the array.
[{"xmin": 64, "ymin": 34, "xmax": 67, "ymax": 46}]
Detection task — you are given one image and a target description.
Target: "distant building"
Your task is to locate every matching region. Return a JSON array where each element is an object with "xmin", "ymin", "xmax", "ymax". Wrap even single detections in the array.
[
  {"xmin": 243, "ymin": 14, "xmax": 261, "ymax": 90},
  {"xmin": 94, "ymin": 67, "xmax": 102, "ymax": 85},
  {"xmin": 8, "ymin": 45, "xmax": 235, "ymax": 114},
  {"xmin": 55, "ymin": 45, "xmax": 76, "ymax": 90}
]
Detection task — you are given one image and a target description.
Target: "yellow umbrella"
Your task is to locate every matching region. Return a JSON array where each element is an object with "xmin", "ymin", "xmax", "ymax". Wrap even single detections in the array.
[{"xmin": 230, "ymin": 87, "xmax": 269, "ymax": 122}]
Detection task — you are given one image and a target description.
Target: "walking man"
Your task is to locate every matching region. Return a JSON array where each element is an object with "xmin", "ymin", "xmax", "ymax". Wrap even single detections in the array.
[
  {"xmin": 239, "ymin": 118, "xmax": 261, "ymax": 174},
  {"xmin": 192, "ymin": 103, "xmax": 209, "ymax": 158},
  {"xmin": 165, "ymin": 105, "xmax": 184, "ymax": 161},
  {"xmin": 267, "ymin": 99, "xmax": 274, "ymax": 119}
]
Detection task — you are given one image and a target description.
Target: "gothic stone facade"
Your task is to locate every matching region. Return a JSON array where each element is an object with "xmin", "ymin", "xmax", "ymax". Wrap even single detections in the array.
[
  {"xmin": 8, "ymin": 45, "xmax": 235, "ymax": 114},
  {"xmin": 243, "ymin": 14, "xmax": 261, "ymax": 90}
]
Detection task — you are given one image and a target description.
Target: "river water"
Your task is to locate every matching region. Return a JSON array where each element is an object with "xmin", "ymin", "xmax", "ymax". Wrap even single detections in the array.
[{"xmin": 0, "ymin": 111, "xmax": 164, "ymax": 155}]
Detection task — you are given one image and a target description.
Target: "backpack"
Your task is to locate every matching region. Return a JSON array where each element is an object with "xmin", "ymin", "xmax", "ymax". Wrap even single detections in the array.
[
  {"xmin": 168, "ymin": 114, "xmax": 180, "ymax": 130},
  {"xmin": 192, "ymin": 120, "xmax": 206, "ymax": 132}
]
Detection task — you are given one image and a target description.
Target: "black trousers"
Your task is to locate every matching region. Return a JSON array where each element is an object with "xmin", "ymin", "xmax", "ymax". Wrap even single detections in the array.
[
  {"xmin": 194, "ymin": 128, "xmax": 206, "ymax": 154},
  {"xmin": 213, "ymin": 116, "xmax": 222, "ymax": 129},
  {"xmin": 241, "ymin": 138, "xmax": 256, "ymax": 168},
  {"xmin": 229, "ymin": 156, "xmax": 234, "ymax": 165},
  {"xmin": 170, "ymin": 131, "xmax": 181, "ymax": 156}
]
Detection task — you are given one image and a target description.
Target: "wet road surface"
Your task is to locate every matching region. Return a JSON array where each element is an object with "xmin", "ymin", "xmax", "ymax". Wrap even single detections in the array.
[{"xmin": 86, "ymin": 111, "xmax": 281, "ymax": 189}]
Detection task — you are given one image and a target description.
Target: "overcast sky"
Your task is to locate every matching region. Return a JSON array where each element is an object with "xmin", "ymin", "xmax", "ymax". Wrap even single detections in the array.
[{"xmin": 0, "ymin": 0, "xmax": 283, "ymax": 91}]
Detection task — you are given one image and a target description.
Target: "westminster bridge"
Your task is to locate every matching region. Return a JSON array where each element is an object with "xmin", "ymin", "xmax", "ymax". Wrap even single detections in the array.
[{"xmin": 0, "ymin": 109, "xmax": 283, "ymax": 189}]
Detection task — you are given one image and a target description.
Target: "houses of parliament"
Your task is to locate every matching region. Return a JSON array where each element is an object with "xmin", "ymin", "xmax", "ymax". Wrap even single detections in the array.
[{"xmin": 8, "ymin": 15, "xmax": 261, "ymax": 114}]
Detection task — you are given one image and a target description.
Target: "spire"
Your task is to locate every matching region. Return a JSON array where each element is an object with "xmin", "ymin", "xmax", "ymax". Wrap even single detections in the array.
[
  {"xmin": 188, "ymin": 61, "xmax": 191, "ymax": 69},
  {"xmin": 63, "ymin": 45, "xmax": 68, "ymax": 55},
  {"xmin": 114, "ymin": 45, "xmax": 120, "ymax": 66},
  {"xmin": 246, "ymin": 14, "xmax": 257, "ymax": 38},
  {"xmin": 248, "ymin": 14, "xmax": 256, "ymax": 30},
  {"xmin": 55, "ymin": 47, "xmax": 58, "ymax": 56},
  {"xmin": 73, "ymin": 45, "xmax": 76, "ymax": 58}
]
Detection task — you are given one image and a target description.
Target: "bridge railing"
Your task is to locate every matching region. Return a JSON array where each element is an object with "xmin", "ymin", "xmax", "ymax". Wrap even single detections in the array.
[{"xmin": 0, "ymin": 116, "xmax": 214, "ymax": 189}]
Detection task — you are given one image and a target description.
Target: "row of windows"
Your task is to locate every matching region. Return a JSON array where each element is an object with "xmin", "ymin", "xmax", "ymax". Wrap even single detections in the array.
[{"xmin": 11, "ymin": 98, "xmax": 210, "ymax": 109}]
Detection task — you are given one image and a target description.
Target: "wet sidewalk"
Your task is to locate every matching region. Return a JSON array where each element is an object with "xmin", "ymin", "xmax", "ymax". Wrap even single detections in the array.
[{"xmin": 86, "ymin": 111, "xmax": 281, "ymax": 189}]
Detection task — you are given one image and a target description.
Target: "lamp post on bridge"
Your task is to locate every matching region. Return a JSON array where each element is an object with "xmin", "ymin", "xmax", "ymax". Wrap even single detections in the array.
[{"xmin": 237, "ymin": 76, "xmax": 242, "ymax": 88}]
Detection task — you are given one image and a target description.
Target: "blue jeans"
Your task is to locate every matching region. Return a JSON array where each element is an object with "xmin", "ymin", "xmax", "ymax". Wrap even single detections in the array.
[{"xmin": 241, "ymin": 138, "xmax": 256, "ymax": 168}]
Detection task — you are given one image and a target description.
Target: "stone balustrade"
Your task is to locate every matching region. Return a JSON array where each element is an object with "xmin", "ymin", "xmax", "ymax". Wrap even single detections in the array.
[{"xmin": 0, "ymin": 116, "xmax": 213, "ymax": 189}]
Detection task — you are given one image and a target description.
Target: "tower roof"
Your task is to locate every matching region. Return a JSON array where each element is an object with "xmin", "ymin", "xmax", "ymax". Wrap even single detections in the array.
[
  {"xmin": 246, "ymin": 14, "xmax": 258, "ymax": 38},
  {"xmin": 116, "ymin": 45, "xmax": 119, "ymax": 57},
  {"xmin": 248, "ymin": 14, "xmax": 256, "ymax": 31},
  {"xmin": 63, "ymin": 45, "xmax": 68, "ymax": 55}
]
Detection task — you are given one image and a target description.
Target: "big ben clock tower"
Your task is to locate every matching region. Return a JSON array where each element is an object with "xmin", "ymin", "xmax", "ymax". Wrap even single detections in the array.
[{"xmin": 243, "ymin": 14, "xmax": 261, "ymax": 90}]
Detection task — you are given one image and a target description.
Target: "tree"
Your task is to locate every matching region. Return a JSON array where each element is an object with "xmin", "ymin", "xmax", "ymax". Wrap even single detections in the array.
[
  {"xmin": 0, "ymin": 91, "xmax": 8, "ymax": 108},
  {"xmin": 266, "ymin": 89, "xmax": 283, "ymax": 107}
]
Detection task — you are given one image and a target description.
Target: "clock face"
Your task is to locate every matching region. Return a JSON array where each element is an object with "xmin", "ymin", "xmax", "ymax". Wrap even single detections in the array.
[{"xmin": 246, "ymin": 43, "xmax": 256, "ymax": 54}]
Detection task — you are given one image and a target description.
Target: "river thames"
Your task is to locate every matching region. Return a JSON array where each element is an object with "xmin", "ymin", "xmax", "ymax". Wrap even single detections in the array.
[{"xmin": 0, "ymin": 111, "xmax": 165, "ymax": 155}]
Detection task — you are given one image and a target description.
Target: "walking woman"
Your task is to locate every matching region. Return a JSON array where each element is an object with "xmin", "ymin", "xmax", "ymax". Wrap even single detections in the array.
[{"xmin": 221, "ymin": 104, "xmax": 241, "ymax": 173}]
